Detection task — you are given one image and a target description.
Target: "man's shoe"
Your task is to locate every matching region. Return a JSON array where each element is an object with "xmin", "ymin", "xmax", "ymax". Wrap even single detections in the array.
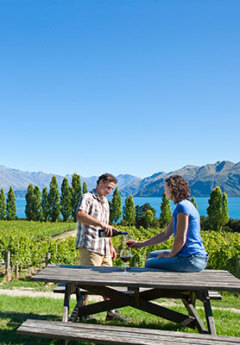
[
  {"xmin": 81, "ymin": 315, "xmax": 97, "ymax": 322},
  {"xmin": 106, "ymin": 310, "xmax": 132, "ymax": 322}
]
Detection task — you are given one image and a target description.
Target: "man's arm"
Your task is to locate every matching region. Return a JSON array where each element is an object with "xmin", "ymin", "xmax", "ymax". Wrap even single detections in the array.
[{"xmin": 77, "ymin": 209, "xmax": 117, "ymax": 235}]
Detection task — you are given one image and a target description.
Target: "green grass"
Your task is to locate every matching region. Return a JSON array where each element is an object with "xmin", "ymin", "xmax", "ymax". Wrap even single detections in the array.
[
  {"xmin": 0, "ymin": 276, "xmax": 54, "ymax": 291},
  {"xmin": 0, "ymin": 292, "xmax": 239, "ymax": 345}
]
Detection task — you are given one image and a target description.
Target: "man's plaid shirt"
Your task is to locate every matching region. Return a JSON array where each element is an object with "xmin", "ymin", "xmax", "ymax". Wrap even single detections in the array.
[{"xmin": 76, "ymin": 190, "xmax": 110, "ymax": 256}]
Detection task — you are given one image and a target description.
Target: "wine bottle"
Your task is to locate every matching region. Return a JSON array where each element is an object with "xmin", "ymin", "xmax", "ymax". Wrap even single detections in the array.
[{"xmin": 99, "ymin": 229, "xmax": 128, "ymax": 238}]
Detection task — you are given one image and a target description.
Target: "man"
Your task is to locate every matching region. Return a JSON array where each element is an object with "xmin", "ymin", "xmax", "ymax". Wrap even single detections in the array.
[{"xmin": 76, "ymin": 173, "xmax": 131, "ymax": 322}]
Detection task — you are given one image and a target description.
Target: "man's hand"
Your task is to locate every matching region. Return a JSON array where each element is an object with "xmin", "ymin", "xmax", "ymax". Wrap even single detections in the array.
[
  {"xmin": 157, "ymin": 251, "xmax": 173, "ymax": 258},
  {"xmin": 110, "ymin": 247, "xmax": 117, "ymax": 260},
  {"xmin": 101, "ymin": 223, "xmax": 117, "ymax": 237}
]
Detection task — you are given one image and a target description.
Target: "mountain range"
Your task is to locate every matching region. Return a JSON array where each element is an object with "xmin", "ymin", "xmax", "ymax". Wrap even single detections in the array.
[{"xmin": 0, "ymin": 160, "xmax": 240, "ymax": 197}]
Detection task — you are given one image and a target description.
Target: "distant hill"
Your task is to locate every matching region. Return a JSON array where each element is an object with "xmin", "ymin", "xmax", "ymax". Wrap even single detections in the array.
[
  {"xmin": 132, "ymin": 161, "xmax": 240, "ymax": 197},
  {"xmin": 0, "ymin": 160, "xmax": 240, "ymax": 197},
  {"xmin": 0, "ymin": 165, "xmax": 140, "ymax": 198}
]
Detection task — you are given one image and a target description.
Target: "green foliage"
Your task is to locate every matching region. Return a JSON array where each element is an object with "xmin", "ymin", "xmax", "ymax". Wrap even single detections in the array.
[
  {"xmin": 60, "ymin": 177, "xmax": 72, "ymax": 222},
  {"xmin": 41, "ymin": 186, "xmax": 49, "ymax": 221},
  {"xmin": 32, "ymin": 186, "xmax": 43, "ymax": 221},
  {"xmin": 25, "ymin": 184, "xmax": 34, "ymax": 220},
  {"xmin": 207, "ymin": 186, "xmax": 229, "ymax": 232},
  {"xmin": 159, "ymin": 194, "xmax": 172, "ymax": 228},
  {"xmin": 135, "ymin": 203, "xmax": 158, "ymax": 228},
  {"xmin": 201, "ymin": 230, "xmax": 240, "ymax": 277},
  {"xmin": 0, "ymin": 221, "xmax": 76, "ymax": 267},
  {"xmin": 200, "ymin": 216, "xmax": 210, "ymax": 230},
  {"xmin": 71, "ymin": 173, "xmax": 82, "ymax": 222},
  {"xmin": 6, "ymin": 186, "xmax": 16, "ymax": 220},
  {"xmin": 222, "ymin": 192, "xmax": 229, "ymax": 226},
  {"xmin": 83, "ymin": 181, "xmax": 88, "ymax": 194},
  {"xmin": 123, "ymin": 195, "xmax": 136, "ymax": 226},
  {"xmin": 224, "ymin": 218, "xmax": 240, "ymax": 233},
  {"xmin": 48, "ymin": 176, "xmax": 60, "ymax": 222},
  {"xmin": 0, "ymin": 188, "xmax": 6, "ymax": 220},
  {"xmin": 110, "ymin": 187, "xmax": 122, "ymax": 224},
  {"xmin": 0, "ymin": 221, "xmax": 239, "ymax": 277},
  {"xmin": 190, "ymin": 196, "xmax": 198, "ymax": 210}
]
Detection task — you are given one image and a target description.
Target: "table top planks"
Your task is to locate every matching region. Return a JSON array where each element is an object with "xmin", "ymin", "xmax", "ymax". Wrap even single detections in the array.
[{"xmin": 32, "ymin": 265, "xmax": 240, "ymax": 292}]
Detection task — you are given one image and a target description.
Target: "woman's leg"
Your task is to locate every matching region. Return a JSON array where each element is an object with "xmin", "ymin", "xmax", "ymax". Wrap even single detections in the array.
[
  {"xmin": 147, "ymin": 249, "xmax": 171, "ymax": 259},
  {"xmin": 145, "ymin": 254, "xmax": 208, "ymax": 272}
]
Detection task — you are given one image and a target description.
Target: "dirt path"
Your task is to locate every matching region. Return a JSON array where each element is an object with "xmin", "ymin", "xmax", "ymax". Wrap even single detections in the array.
[
  {"xmin": 53, "ymin": 228, "xmax": 77, "ymax": 240},
  {"xmin": 0, "ymin": 287, "xmax": 101, "ymax": 301}
]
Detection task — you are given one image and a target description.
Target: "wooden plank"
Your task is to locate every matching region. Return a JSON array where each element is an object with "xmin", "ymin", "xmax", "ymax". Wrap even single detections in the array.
[
  {"xmin": 137, "ymin": 298, "xmax": 196, "ymax": 328},
  {"xmin": 17, "ymin": 320, "xmax": 240, "ymax": 344},
  {"xmin": 182, "ymin": 299, "xmax": 208, "ymax": 334},
  {"xmin": 202, "ymin": 291, "xmax": 217, "ymax": 335},
  {"xmin": 31, "ymin": 266, "xmax": 240, "ymax": 292},
  {"xmin": 62, "ymin": 284, "xmax": 71, "ymax": 323}
]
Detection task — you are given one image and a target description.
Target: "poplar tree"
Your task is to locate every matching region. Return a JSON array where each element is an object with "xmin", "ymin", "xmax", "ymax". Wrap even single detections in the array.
[
  {"xmin": 25, "ymin": 184, "xmax": 34, "ymax": 220},
  {"xmin": 83, "ymin": 181, "xmax": 88, "ymax": 194},
  {"xmin": 110, "ymin": 187, "xmax": 122, "ymax": 224},
  {"xmin": 32, "ymin": 185, "xmax": 43, "ymax": 221},
  {"xmin": 6, "ymin": 186, "xmax": 16, "ymax": 220},
  {"xmin": 145, "ymin": 209, "xmax": 154, "ymax": 228},
  {"xmin": 190, "ymin": 196, "xmax": 198, "ymax": 210},
  {"xmin": 42, "ymin": 186, "xmax": 49, "ymax": 221},
  {"xmin": 48, "ymin": 175, "xmax": 60, "ymax": 222},
  {"xmin": 123, "ymin": 195, "xmax": 136, "ymax": 226},
  {"xmin": 222, "ymin": 192, "xmax": 229, "ymax": 228},
  {"xmin": 207, "ymin": 186, "xmax": 229, "ymax": 232},
  {"xmin": 159, "ymin": 193, "xmax": 172, "ymax": 228},
  {"xmin": 0, "ymin": 188, "xmax": 6, "ymax": 220},
  {"xmin": 71, "ymin": 173, "xmax": 82, "ymax": 222},
  {"xmin": 60, "ymin": 177, "xmax": 72, "ymax": 222}
]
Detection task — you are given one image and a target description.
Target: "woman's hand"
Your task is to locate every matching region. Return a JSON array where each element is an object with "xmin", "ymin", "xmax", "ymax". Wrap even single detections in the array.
[
  {"xmin": 157, "ymin": 251, "xmax": 173, "ymax": 258},
  {"xmin": 126, "ymin": 240, "xmax": 143, "ymax": 249}
]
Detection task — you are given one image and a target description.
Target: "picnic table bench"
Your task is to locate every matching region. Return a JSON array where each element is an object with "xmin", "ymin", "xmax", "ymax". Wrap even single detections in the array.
[{"xmin": 18, "ymin": 320, "xmax": 240, "ymax": 345}]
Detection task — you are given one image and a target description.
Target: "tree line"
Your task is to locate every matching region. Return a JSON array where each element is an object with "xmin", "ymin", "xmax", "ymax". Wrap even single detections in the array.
[
  {"xmin": 110, "ymin": 187, "xmax": 231, "ymax": 233},
  {"xmin": 0, "ymin": 180, "xmax": 234, "ymax": 232},
  {"xmin": 0, "ymin": 174, "xmax": 88, "ymax": 222}
]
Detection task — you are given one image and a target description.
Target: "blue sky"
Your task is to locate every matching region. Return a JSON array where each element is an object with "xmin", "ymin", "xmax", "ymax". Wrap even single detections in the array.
[{"xmin": 1, "ymin": 0, "xmax": 239, "ymax": 178}]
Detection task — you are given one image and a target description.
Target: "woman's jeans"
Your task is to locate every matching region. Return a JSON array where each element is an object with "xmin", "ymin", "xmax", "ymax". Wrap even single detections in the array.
[{"xmin": 145, "ymin": 250, "xmax": 208, "ymax": 272}]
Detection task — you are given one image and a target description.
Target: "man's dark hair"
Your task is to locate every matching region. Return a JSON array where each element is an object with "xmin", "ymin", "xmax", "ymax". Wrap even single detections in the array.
[
  {"xmin": 97, "ymin": 173, "xmax": 117, "ymax": 186},
  {"xmin": 165, "ymin": 175, "xmax": 190, "ymax": 203}
]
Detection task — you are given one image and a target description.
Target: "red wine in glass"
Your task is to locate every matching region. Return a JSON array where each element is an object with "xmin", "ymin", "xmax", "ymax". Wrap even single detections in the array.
[
  {"xmin": 120, "ymin": 256, "xmax": 131, "ymax": 263},
  {"xmin": 120, "ymin": 248, "xmax": 133, "ymax": 272}
]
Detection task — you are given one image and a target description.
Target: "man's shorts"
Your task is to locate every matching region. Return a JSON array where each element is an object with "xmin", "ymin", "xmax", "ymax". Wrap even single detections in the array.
[{"xmin": 79, "ymin": 247, "xmax": 112, "ymax": 267}]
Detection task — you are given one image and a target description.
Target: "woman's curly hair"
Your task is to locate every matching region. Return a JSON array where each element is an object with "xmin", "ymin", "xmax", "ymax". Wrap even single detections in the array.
[{"xmin": 165, "ymin": 175, "xmax": 190, "ymax": 203}]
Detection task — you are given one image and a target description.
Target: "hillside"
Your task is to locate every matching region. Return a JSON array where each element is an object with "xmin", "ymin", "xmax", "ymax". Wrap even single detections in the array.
[
  {"xmin": 132, "ymin": 161, "xmax": 240, "ymax": 197},
  {"xmin": 1, "ymin": 160, "xmax": 240, "ymax": 197}
]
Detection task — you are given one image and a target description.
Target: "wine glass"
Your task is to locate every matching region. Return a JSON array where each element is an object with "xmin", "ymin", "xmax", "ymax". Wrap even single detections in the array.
[{"xmin": 119, "ymin": 247, "xmax": 133, "ymax": 273}]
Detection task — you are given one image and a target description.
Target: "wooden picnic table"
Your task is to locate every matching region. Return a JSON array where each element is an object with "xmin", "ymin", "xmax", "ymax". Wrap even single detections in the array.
[{"xmin": 32, "ymin": 264, "xmax": 240, "ymax": 335}]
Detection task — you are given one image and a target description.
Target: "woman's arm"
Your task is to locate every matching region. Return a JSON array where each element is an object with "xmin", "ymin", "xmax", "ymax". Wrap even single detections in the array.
[
  {"xmin": 158, "ymin": 213, "xmax": 188, "ymax": 258},
  {"xmin": 127, "ymin": 218, "xmax": 174, "ymax": 248}
]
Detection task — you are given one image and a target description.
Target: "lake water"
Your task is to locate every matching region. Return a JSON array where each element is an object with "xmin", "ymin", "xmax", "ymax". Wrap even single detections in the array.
[{"xmin": 15, "ymin": 197, "xmax": 240, "ymax": 219}]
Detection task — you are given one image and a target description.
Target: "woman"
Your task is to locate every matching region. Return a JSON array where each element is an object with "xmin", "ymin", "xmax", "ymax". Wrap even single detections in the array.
[{"xmin": 127, "ymin": 175, "xmax": 208, "ymax": 272}]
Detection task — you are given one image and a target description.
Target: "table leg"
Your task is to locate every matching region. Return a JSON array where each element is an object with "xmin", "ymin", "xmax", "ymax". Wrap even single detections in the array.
[
  {"xmin": 202, "ymin": 291, "xmax": 217, "ymax": 335},
  {"xmin": 62, "ymin": 284, "xmax": 71, "ymax": 322},
  {"xmin": 181, "ymin": 293, "xmax": 208, "ymax": 334},
  {"xmin": 60, "ymin": 284, "xmax": 72, "ymax": 345}
]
